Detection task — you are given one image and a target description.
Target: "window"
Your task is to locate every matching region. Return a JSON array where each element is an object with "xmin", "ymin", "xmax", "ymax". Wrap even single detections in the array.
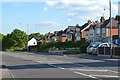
[
  {"xmin": 96, "ymin": 28, "xmax": 100, "ymax": 35},
  {"xmin": 33, "ymin": 42, "xmax": 35, "ymax": 44},
  {"xmin": 102, "ymin": 28, "xmax": 105, "ymax": 33},
  {"xmin": 100, "ymin": 44, "xmax": 108, "ymax": 47}
]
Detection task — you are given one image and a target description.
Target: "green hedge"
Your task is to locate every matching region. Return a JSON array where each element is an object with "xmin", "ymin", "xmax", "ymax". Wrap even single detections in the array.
[{"xmin": 37, "ymin": 41, "xmax": 89, "ymax": 53}]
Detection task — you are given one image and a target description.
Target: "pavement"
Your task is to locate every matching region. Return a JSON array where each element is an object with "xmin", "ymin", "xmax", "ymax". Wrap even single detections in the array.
[
  {"xmin": 66, "ymin": 54, "xmax": 120, "ymax": 62},
  {"xmin": 0, "ymin": 62, "xmax": 14, "ymax": 80},
  {"xmin": 1, "ymin": 51, "xmax": 120, "ymax": 80}
]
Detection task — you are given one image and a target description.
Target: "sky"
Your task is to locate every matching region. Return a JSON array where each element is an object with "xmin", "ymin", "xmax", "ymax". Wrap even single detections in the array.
[{"xmin": 1, "ymin": 0, "xmax": 120, "ymax": 35}]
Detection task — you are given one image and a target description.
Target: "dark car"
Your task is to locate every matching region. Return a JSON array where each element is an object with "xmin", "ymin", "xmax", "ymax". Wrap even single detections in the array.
[{"xmin": 113, "ymin": 38, "xmax": 120, "ymax": 46}]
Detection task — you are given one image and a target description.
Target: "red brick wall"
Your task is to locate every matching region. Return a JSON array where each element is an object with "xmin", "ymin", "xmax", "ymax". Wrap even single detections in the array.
[
  {"xmin": 61, "ymin": 36, "xmax": 67, "ymax": 42},
  {"xmin": 106, "ymin": 28, "xmax": 118, "ymax": 37},
  {"xmin": 81, "ymin": 31, "xmax": 86, "ymax": 41}
]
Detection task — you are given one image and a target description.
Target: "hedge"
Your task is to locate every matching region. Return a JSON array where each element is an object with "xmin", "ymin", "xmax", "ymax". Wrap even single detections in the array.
[{"xmin": 37, "ymin": 41, "xmax": 89, "ymax": 53}]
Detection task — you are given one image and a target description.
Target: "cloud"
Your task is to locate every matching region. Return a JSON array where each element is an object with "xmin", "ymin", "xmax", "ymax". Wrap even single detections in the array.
[
  {"xmin": 35, "ymin": 21, "xmax": 60, "ymax": 27},
  {"xmin": 67, "ymin": 18, "xmax": 72, "ymax": 21},
  {"xmin": 43, "ymin": 0, "xmax": 118, "ymax": 21},
  {"xmin": 44, "ymin": 0, "xmax": 60, "ymax": 7},
  {"xmin": 44, "ymin": 6, "xmax": 48, "ymax": 11}
]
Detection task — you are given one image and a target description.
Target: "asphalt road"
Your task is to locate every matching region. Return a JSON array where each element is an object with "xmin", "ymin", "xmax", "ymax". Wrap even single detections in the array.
[{"xmin": 1, "ymin": 52, "xmax": 120, "ymax": 80}]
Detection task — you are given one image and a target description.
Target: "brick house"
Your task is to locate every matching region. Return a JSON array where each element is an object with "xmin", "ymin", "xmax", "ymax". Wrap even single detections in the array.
[
  {"xmin": 115, "ymin": 15, "xmax": 120, "ymax": 37},
  {"xmin": 100, "ymin": 17, "xmax": 119, "ymax": 42},
  {"xmin": 57, "ymin": 30, "xmax": 67, "ymax": 42},
  {"xmin": 64, "ymin": 24, "xmax": 80, "ymax": 41},
  {"xmin": 84, "ymin": 17, "xmax": 119, "ymax": 43},
  {"xmin": 80, "ymin": 20, "xmax": 92, "ymax": 41},
  {"xmin": 86, "ymin": 17, "xmax": 105, "ymax": 42}
]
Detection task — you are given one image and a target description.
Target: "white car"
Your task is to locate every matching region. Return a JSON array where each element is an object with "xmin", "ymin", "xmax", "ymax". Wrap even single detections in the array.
[{"xmin": 87, "ymin": 42, "xmax": 110, "ymax": 55}]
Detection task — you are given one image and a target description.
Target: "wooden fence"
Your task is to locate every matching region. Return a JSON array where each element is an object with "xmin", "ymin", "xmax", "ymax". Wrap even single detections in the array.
[{"xmin": 98, "ymin": 47, "xmax": 120, "ymax": 56}]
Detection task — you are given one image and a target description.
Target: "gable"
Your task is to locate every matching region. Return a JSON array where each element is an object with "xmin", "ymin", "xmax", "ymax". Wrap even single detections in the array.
[{"xmin": 28, "ymin": 38, "xmax": 37, "ymax": 46}]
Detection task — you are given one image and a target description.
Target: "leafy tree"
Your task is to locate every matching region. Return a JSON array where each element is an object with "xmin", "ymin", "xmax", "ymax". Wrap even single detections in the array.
[
  {"xmin": 29, "ymin": 33, "xmax": 43, "ymax": 39},
  {"xmin": 2, "ymin": 29, "xmax": 28, "ymax": 51},
  {"xmin": 2, "ymin": 34, "xmax": 14, "ymax": 50},
  {"xmin": 0, "ymin": 33, "xmax": 4, "ymax": 39},
  {"xmin": 10, "ymin": 29, "xmax": 28, "ymax": 50},
  {"xmin": 0, "ymin": 33, "xmax": 4, "ymax": 51}
]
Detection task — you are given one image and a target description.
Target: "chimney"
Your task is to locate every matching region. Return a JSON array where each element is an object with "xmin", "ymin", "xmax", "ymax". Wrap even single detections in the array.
[
  {"xmin": 88, "ymin": 20, "xmax": 91, "ymax": 24},
  {"xmin": 100, "ymin": 16, "xmax": 105, "ymax": 23}
]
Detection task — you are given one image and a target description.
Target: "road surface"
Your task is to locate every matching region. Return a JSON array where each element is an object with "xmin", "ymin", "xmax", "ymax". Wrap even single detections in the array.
[{"xmin": 1, "ymin": 52, "xmax": 120, "ymax": 80}]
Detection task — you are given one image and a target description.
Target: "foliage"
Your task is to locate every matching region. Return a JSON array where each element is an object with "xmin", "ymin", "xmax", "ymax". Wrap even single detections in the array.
[
  {"xmin": 37, "ymin": 41, "xmax": 89, "ymax": 53},
  {"xmin": 49, "ymin": 46, "xmax": 58, "ymax": 50},
  {"xmin": 0, "ymin": 33, "xmax": 4, "ymax": 51},
  {"xmin": 29, "ymin": 33, "xmax": 43, "ymax": 40},
  {"xmin": 0, "ymin": 33, "xmax": 4, "ymax": 39},
  {"xmin": 2, "ymin": 29, "xmax": 28, "ymax": 51},
  {"xmin": 80, "ymin": 42, "xmax": 89, "ymax": 53}
]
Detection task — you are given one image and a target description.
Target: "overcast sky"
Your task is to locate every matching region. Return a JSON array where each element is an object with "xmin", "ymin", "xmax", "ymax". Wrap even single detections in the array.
[{"xmin": 2, "ymin": 0, "xmax": 119, "ymax": 35}]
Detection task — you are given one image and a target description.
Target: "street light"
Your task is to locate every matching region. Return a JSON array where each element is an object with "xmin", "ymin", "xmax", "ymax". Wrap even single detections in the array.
[{"xmin": 109, "ymin": 0, "xmax": 113, "ymax": 58}]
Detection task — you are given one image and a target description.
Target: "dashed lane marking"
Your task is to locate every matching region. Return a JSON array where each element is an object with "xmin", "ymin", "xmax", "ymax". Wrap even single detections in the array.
[
  {"xmin": 70, "ymin": 69, "xmax": 119, "ymax": 73},
  {"xmin": 74, "ymin": 71, "xmax": 101, "ymax": 80},
  {"xmin": 91, "ymin": 75, "xmax": 120, "ymax": 78}
]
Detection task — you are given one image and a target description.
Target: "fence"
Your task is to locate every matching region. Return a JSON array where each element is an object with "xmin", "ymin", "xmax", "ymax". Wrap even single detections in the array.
[{"xmin": 98, "ymin": 47, "xmax": 120, "ymax": 56}]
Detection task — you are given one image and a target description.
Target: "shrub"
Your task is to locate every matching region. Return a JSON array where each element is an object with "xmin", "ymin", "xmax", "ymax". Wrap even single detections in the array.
[
  {"xmin": 37, "ymin": 41, "xmax": 89, "ymax": 53},
  {"xmin": 80, "ymin": 42, "xmax": 89, "ymax": 53}
]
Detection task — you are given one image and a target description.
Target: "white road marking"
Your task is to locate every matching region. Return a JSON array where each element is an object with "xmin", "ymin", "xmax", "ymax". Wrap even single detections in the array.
[
  {"xmin": 71, "ymin": 69, "xmax": 119, "ymax": 74},
  {"xmin": 91, "ymin": 75, "xmax": 120, "ymax": 78},
  {"xmin": 60, "ymin": 67, "xmax": 65, "ymax": 70},
  {"xmin": 108, "ymin": 70, "xmax": 119, "ymax": 74},
  {"xmin": 71, "ymin": 69, "xmax": 109, "ymax": 72},
  {"xmin": 74, "ymin": 71, "xmax": 99, "ymax": 79},
  {"xmin": 48, "ymin": 64, "xmax": 65, "ymax": 70},
  {"xmin": 48, "ymin": 64, "xmax": 57, "ymax": 68},
  {"xmin": 35, "ymin": 60, "xmax": 43, "ymax": 63}
]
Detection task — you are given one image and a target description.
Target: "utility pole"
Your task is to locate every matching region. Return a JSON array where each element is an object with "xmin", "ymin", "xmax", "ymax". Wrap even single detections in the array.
[
  {"xmin": 109, "ymin": 0, "xmax": 113, "ymax": 58},
  {"xmin": 26, "ymin": 24, "xmax": 29, "ymax": 51}
]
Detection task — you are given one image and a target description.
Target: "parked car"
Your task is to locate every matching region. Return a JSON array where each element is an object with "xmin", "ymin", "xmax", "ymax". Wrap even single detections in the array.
[
  {"xmin": 87, "ymin": 42, "xmax": 112, "ymax": 55},
  {"xmin": 87, "ymin": 42, "xmax": 101, "ymax": 54},
  {"xmin": 113, "ymin": 38, "xmax": 120, "ymax": 46}
]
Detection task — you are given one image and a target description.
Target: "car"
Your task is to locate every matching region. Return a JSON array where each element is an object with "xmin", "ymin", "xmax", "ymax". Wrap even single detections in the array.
[
  {"xmin": 87, "ymin": 42, "xmax": 102, "ymax": 54},
  {"xmin": 87, "ymin": 42, "xmax": 111, "ymax": 55},
  {"xmin": 113, "ymin": 38, "xmax": 120, "ymax": 46}
]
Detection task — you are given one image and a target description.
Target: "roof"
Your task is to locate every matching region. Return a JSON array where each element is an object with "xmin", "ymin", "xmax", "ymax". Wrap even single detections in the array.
[
  {"xmin": 80, "ymin": 23, "xmax": 93, "ymax": 32},
  {"xmin": 54, "ymin": 31, "xmax": 59, "ymax": 34},
  {"xmin": 80, "ymin": 23, "xmax": 88, "ymax": 31},
  {"xmin": 65, "ymin": 24, "xmax": 80, "ymax": 33},
  {"xmin": 50, "ymin": 34, "xmax": 55, "ymax": 38},
  {"xmin": 101, "ymin": 18, "xmax": 118, "ymax": 28},
  {"xmin": 115, "ymin": 15, "xmax": 120, "ymax": 22},
  {"xmin": 57, "ymin": 30, "xmax": 65, "ymax": 36}
]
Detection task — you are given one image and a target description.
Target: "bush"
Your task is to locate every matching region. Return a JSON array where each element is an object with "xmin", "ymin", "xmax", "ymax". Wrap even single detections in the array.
[
  {"xmin": 80, "ymin": 42, "xmax": 89, "ymax": 53},
  {"xmin": 49, "ymin": 46, "xmax": 58, "ymax": 50},
  {"xmin": 6, "ymin": 49, "xmax": 14, "ymax": 52},
  {"xmin": 37, "ymin": 41, "xmax": 89, "ymax": 53}
]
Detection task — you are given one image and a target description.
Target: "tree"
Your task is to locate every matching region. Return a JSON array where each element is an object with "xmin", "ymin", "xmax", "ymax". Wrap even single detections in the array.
[
  {"xmin": 0, "ymin": 33, "xmax": 4, "ymax": 51},
  {"xmin": 29, "ymin": 33, "xmax": 43, "ymax": 40},
  {"xmin": 2, "ymin": 34, "xmax": 14, "ymax": 50},
  {"xmin": 10, "ymin": 29, "xmax": 28, "ymax": 50},
  {"xmin": 2, "ymin": 29, "xmax": 28, "ymax": 51}
]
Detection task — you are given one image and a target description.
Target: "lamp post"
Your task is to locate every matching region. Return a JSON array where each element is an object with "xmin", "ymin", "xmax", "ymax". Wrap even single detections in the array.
[{"xmin": 109, "ymin": 0, "xmax": 113, "ymax": 58}]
